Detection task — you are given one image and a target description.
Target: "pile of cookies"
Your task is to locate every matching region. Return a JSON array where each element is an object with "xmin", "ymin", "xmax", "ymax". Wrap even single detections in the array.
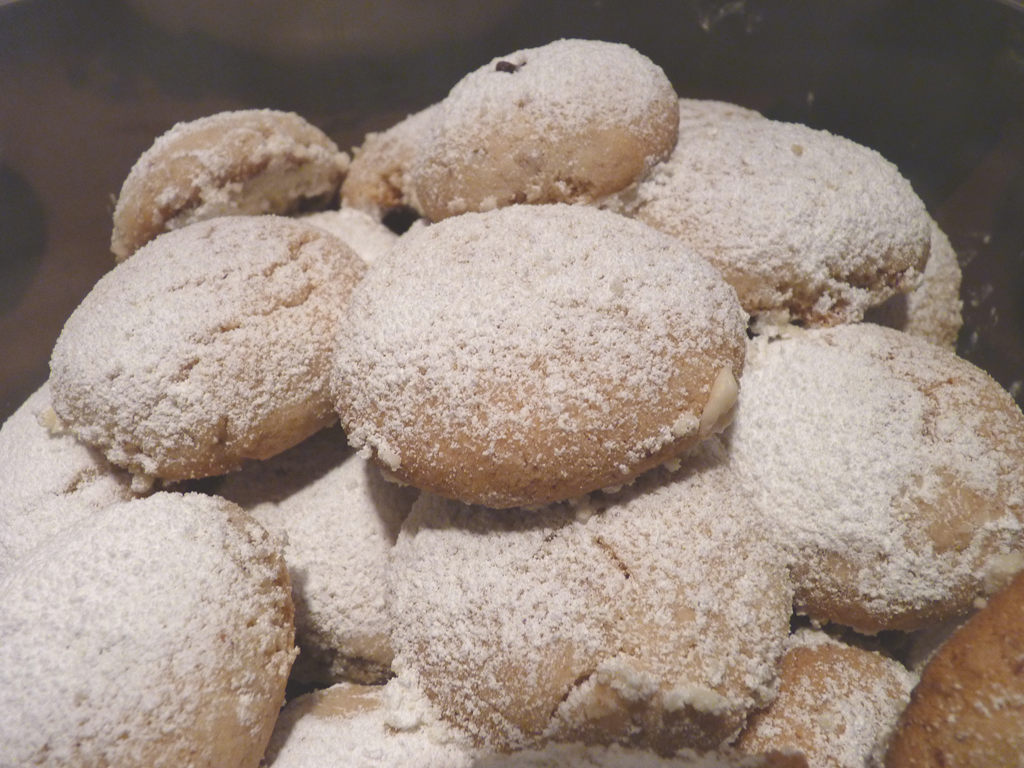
[{"xmin": 2, "ymin": 38, "xmax": 1023, "ymax": 768}]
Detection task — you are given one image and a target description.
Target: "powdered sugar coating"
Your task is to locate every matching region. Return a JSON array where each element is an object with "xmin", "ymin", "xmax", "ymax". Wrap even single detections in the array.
[
  {"xmin": 111, "ymin": 109, "xmax": 349, "ymax": 260},
  {"xmin": 864, "ymin": 218, "xmax": 963, "ymax": 349},
  {"xmin": 301, "ymin": 207, "xmax": 400, "ymax": 265},
  {"xmin": 51, "ymin": 215, "xmax": 366, "ymax": 482},
  {"xmin": 725, "ymin": 324, "xmax": 1024, "ymax": 633},
  {"xmin": 264, "ymin": 682, "xmax": 476, "ymax": 768},
  {"xmin": 388, "ymin": 439, "xmax": 792, "ymax": 753},
  {"xmin": 412, "ymin": 39, "xmax": 679, "ymax": 221},
  {"xmin": 213, "ymin": 425, "xmax": 418, "ymax": 686},
  {"xmin": 735, "ymin": 629, "xmax": 917, "ymax": 767},
  {"xmin": 333, "ymin": 204, "xmax": 747, "ymax": 508},
  {"xmin": 627, "ymin": 115, "xmax": 930, "ymax": 326},
  {"xmin": 0, "ymin": 382, "xmax": 136, "ymax": 573},
  {"xmin": 0, "ymin": 492, "xmax": 296, "ymax": 768}
]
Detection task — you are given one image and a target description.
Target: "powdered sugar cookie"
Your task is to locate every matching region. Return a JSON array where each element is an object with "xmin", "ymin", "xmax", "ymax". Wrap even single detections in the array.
[
  {"xmin": 211, "ymin": 425, "xmax": 418, "ymax": 686},
  {"xmin": 735, "ymin": 629, "xmax": 917, "ymax": 767},
  {"xmin": 264, "ymin": 681, "xmax": 476, "ymax": 768},
  {"xmin": 411, "ymin": 39, "xmax": 679, "ymax": 221},
  {"xmin": 625, "ymin": 115, "xmax": 930, "ymax": 326},
  {"xmin": 51, "ymin": 215, "xmax": 366, "ymax": 482},
  {"xmin": 863, "ymin": 217, "xmax": 963, "ymax": 349},
  {"xmin": 0, "ymin": 491, "xmax": 296, "ymax": 768},
  {"xmin": 388, "ymin": 439, "xmax": 792, "ymax": 753},
  {"xmin": 301, "ymin": 207, "xmax": 399, "ymax": 265},
  {"xmin": 341, "ymin": 104, "xmax": 441, "ymax": 222},
  {"xmin": 0, "ymin": 381, "xmax": 136, "ymax": 572},
  {"xmin": 725, "ymin": 323, "xmax": 1024, "ymax": 633},
  {"xmin": 884, "ymin": 567, "xmax": 1024, "ymax": 767},
  {"xmin": 333, "ymin": 204, "xmax": 747, "ymax": 508},
  {"xmin": 111, "ymin": 109, "xmax": 349, "ymax": 260}
]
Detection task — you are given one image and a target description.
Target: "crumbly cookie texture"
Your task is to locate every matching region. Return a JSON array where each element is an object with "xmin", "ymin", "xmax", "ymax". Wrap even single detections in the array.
[
  {"xmin": 111, "ymin": 109, "xmax": 349, "ymax": 260},
  {"xmin": 735, "ymin": 629, "xmax": 917, "ymax": 767},
  {"xmin": 264, "ymin": 681, "xmax": 476, "ymax": 768},
  {"xmin": 333, "ymin": 203, "xmax": 746, "ymax": 508},
  {"xmin": 884, "ymin": 567, "xmax": 1024, "ymax": 767},
  {"xmin": 725, "ymin": 323, "xmax": 1024, "ymax": 633},
  {"xmin": 412, "ymin": 39, "xmax": 679, "ymax": 221},
  {"xmin": 388, "ymin": 439, "xmax": 792, "ymax": 754},
  {"xmin": 624, "ymin": 109, "xmax": 930, "ymax": 326},
  {"xmin": 341, "ymin": 104, "xmax": 441, "ymax": 221},
  {"xmin": 212, "ymin": 425, "xmax": 418, "ymax": 686},
  {"xmin": 51, "ymin": 215, "xmax": 366, "ymax": 482},
  {"xmin": 0, "ymin": 492, "xmax": 297, "ymax": 768}
]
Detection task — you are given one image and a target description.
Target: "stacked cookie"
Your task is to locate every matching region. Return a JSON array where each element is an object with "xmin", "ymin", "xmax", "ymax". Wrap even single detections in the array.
[{"xmin": 2, "ymin": 37, "xmax": 1022, "ymax": 768}]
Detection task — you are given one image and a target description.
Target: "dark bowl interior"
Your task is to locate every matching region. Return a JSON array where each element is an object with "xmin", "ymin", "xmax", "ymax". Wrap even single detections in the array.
[{"xmin": 2, "ymin": 0, "xmax": 1023, "ymax": 423}]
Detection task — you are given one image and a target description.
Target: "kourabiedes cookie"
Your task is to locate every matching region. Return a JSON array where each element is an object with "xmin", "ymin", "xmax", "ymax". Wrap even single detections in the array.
[
  {"xmin": 0, "ymin": 492, "xmax": 296, "ymax": 768},
  {"xmin": 333, "ymin": 203, "xmax": 746, "ymax": 508},
  {"xmin": 726, "ymin": 323, "xmax": 1024, "ymax": 633},
  {"xmin": 51, "ymin": 215, "xmax": 366, "ymax": 483},
  {"xmin": 621, "ymin": 107, "xmax": 930, "ymax": 326},
  {"xmin": 411, "ymin": 39, "xmax": 679, "ymax": 221},
  {"xmin": 387, "ymin": 439, "xmax": 792, "ymax": 753},
  {"xmin": 111, "ymin": 109, "xmax": 349, "ymax": 260}
]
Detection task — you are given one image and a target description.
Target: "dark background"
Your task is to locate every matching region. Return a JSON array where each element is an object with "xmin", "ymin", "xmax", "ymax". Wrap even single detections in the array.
[{"xmin": 3, "ymin": 0, "xmax": 1024, "ymax": 423}]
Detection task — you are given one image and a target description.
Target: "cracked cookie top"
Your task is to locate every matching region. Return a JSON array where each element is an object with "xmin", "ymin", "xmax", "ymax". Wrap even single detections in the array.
[
  {"xmin": 50, "ymin": 215, "xmax": 365, "ymax": 482},
  {"xmin": 387, "ymin": 438, "xmax": 792, "ymax": 753}
]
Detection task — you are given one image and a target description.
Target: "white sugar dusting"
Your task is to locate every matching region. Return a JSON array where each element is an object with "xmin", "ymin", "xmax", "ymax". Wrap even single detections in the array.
[
  {"xmin": 387, "ymin": 439, "xmax": 791, "ymax": 752},
  {"xmin": 726, "ymin": 324, "xmax": 1024, "ymax": 631},
  {"xmin": 51, "ymin": 215, "xmax": 365, "ymax": 480},
  {"xmin": 0, "ymin": 492, "xmax": 295, "ymax": 766},
  {"xmin": 628, "ymin": 109, "xmax": 930, "ymax": 324},
  {"xmin": 333, "ymin": 203, "xmax": 746, "ymax": 505}
]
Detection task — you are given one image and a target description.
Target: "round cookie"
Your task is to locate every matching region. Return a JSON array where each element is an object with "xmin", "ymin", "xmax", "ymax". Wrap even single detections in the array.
[
  {"xmin": 0, "ymin": 491, "xmax": 296, "ymax": 768},
  {"xmin": 333, "ymin": 203, "xmax": 747, "ymax": 508},
  {"xmin": 624, "ymin": 113, "xmax": 930, "ymax": 326},
  {"xmin": 735, "ymin": 629, "xmax": 917, "ymax": 768},
  {"xmin": 863, "ymin": 217, "xmax": 963, "ymax": 349},
  {"xmin": 724, "ymin": 323, "xmax": 1024, "ymax": 633},
  {"xmin": 411, "ymin": 39, "xmax": 679, "ymax": 221},
  {"xmin": 301, "ymin": 207, "xmax": 400, "ymax": 265},
  {"xmin": 341, "ymin": 104, "xmax": 441, "ymax": 222},
  {"xmin": 884, "ymin": 567, "xmax": 1024, "ymax": 767},
  {"xmin": 111, "ymin": 109, "xmax": 349, "ymax": 260},
  {"xmin": 0, "ymin": 381, "xmax": 136, "ymax": 573},
  {"xmin": 387, "ymin": 438, "xmax": 793, "ymax": 753},
  {"xmin": 51, "ymin": 215, "xmax": 366, "ymax": 482},
  {"xmin": 263, "ymin": 681, "xmax": 476, "ymax": 768},
  {"xmin": 211, "ymin": 424, "xmax": 419, "ymax": 686}
]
